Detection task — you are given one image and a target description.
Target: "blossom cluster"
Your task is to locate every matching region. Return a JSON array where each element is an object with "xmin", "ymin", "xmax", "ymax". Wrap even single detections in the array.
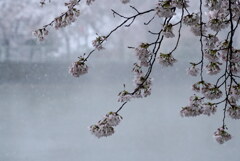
[
  {"xmin": 163, "ymin": 24, "xmax": 175, "ymax": 38},
  {"xmin": 226, "ymin": 84, "xmax": 240, "ymax": 119},
  {"xmin": 182, "ymin": 0, "xmax": 240, "ymax": 37},
  {"xmin": 204, "ymin": 49, "xmax": 221, "ymax": 75},
  {"xmin": 230, "ymin": 84, "xmax": 240, "ymax": 103},
  {"xmin": 32, "ymin": 28, "xmax": 49, "ymax": 41},
  {"xmin": 205, "ymin": 0, "xmax": 240, "ymax": 26},
  {"xmin": 187, "ymin": 63, "xmax": 199, "ymax": 76},
  {"xmin": 66, "ymin": 0, "xmax": 79, "ymax": 8},
  {"xmin": 89, "ymin": 112, "xmax": 122, "ymax": 138},
  {"xmin": 155, "ymin": 1, "xmax": 176, "ymax": 18},
  {"xmin": 118, "ymin": 63, "xmax": 153, "ymax": 102},
  {"xmin": 134, "ymin": 43, "xmax": 151, "ymax": 67},
  {"xmin": 155, "ymin": 0, "xmax": 189, "ymax": 18},
  {"xmin": 34, "ymin": 0, "xmax": 80, "ymax": 40},
  {"xmin": 183, "ymin": 13, "xmax": 199, "ymax": 26},
  {"xmin": 227, "ymin": 105, "xmax": 240, "ymax": 119},
  {"xmin": 192, "ymin": 81, "xmax": 223, "ymax": 100},
  {"xmin": 205, "ymin": 34, "xmax": 219, "ymax": 49},
  {"xmin": 185, "ymin": 0, "xmax": 240, "ymax": 76},
  {"xmin": 92, "ymin": 36, "xmax": 106, "ymax": 50},
  {"xmin": 207, "ymin": 11, "xmax": 228, "ymax": 32},
  {"xmin": 69, "ymin": 57, "xmax": 88, "ymax": 77},
  {"xmin": 158, "ymin": 53, "xmax": 177, "ymax": 67},
  {"xmin": 132, "ymin": 63, "xmax": 152, "ymax": 98},
  {"xmin": 213, "ymin": 127, "xmax": 232, "ymax": 144},
  {"xmin": 180, "ymin": 95, "xmax": 217, "ymax": 117},
  {"xmin": 118, "ymin": 90, "xmax": 132, "ymax": 102},
  {"xmin": 202, "ymin": 38, "xmax": 239, "ymax": 75},
  {"xmin": 54, "ymin": 7, "xmax": 80, "ymax": 29},
  {"xmin": 183, "ymin": 12, "xmax": 207, "ymax": 36},
  {"xmin": 184, "ymin": 1, "xmax": 240, "ymax": 141}
]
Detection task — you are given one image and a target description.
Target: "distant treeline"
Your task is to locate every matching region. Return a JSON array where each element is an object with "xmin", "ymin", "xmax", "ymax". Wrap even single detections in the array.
[{"xmin": 0, "ymin": 61, "xmax": 193, "ymax": 84}]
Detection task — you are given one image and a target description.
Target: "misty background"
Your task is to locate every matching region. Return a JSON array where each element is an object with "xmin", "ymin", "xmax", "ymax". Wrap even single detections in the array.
[{"xmin": 0, "ymin": 0, "xmax": 240, "ymax": 161}]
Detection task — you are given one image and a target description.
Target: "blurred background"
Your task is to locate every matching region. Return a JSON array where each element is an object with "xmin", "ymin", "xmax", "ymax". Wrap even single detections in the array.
[{"xmin": 0, "ymin": 0, "xmax": 240, "ymax": 161}]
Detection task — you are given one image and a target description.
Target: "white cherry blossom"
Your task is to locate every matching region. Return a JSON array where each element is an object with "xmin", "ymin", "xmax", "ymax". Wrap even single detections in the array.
[
  {"xmin": 227, "ymin": 106, "xmax": 240, "ymax": 119},
  {"xmin": 183, "ymin": 13, "xmax": 199, "ymax": 26},
  {"xmin": 190, "ymin": 23, "xmax": 207, "ymax": 36},
  {"xmin": 92, "ymin": 36, "xmax": 106, "ymax": 50},
  {"xmin": 155, "ymin": 1, "xmax": 176, "ymax": 18},
  {"xmin": 159, "ymin": 53, "xmax": 177, "ymax": 67},
  {"xmin": 69, "ymin": 61, "xmax": 88, "ymax": 77},
  {"xmin": 118, "ymin": 90, "xmax": 132, "ymax": 102},
  {"xmin": 202, "ymin": 103, "xmax": 217, "ymax": 116},
  {"xmin": 205, "ymin": 62, "xmax": 221, "ymax": 75},
  {"xmin": 105, "ymin": 112, "xmax": 123, "ymax": 126},
  {"xmin": 187, "ymin": 64, "xmax": 200, "ymax": 76},
  {"xmin": 135, "ymin": 43, "xmax": 151, "ymax": 67},
  {"xmin": 213, "ymin": 127, "xmax": 232, "ymax": 144}
]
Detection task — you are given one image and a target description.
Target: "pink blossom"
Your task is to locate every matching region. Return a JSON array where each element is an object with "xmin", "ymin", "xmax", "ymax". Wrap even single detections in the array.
[
  {"xmin": 69, "ymin": 61, "xmax": 88, "ymax": 77},
  {"xmin": 159, "ymin": 53, "xmax": 177, "ymax": 67},
  {"xmin": 213, "ymin": 127, "xmax": 232, "ymax": 144},
  {"xmin": 187, "ymin": 64, "xmax": 199, "ymax": 76},
  {"xmin": 227, "ymin": 106, "xmax": 240, "ymax": 119}
]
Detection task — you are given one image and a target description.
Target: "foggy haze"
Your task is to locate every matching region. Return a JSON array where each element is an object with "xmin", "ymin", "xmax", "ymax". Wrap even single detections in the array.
[{"xmin": 0, "ymin": 0, "xmax": 240, "ymax": 161}]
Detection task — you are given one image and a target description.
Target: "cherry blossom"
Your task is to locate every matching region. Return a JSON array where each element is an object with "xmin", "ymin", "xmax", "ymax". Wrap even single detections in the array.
[
  {"xmin": 187, "ymin": 64, "xmax": 200, "ymax": 76},
  {"xmin": 134, "ymin": 43, "xmax": 151, "ymax": 67},
  {"xmin": 205, "ymin": 0, "xmax": 222, "ymax": 10},
  {"xmin": 189, "ymin": 95, "xmax": 203, "ymax": 108},
  {"xmin": 159, "ymin": 53, "xmax": 177, "ymax": 67},
  {"xmin": 92, "ymin": 36, "xmax": 106, "ymax": 50},
  {"xmin": 163, "ymin": 24, "xmax": 175, "ymax": 38},
  {"xmin": 89, "ymin": 112, "xmax": 122, "ymax": 138},
  {"xmin": 180, "ymin": 106, "xmax": 202, "ymax": 117},
  {"xmin": 69, "ymin": 59, "xmax": 88, "ymax": 77},
  {"xmin": 183, "ymin": 13, "xmax": 199, "ymax": 26},
  {"xmin": 204, "ymin": 34, "xmax": 219, "ymax": 49},
  {"xmin": 202, "ymin": 86, "xmax": 223, "ymax": 100},
  {"xmin": 213, "ymin": 127, "xmax": 232, "ymax": 144},
  {"xmin": 133, "ymin": 75, "xmax": 152, "ymax": 98},
  {"xmin": 230, "ymin": 62, "xmax": 240, "ymax": 74},
  {"xmin": 54, "ymin": 8, "xmax": 80, "ymax": 29},
  {"xmin": 227, "ymin": 105, "xmax": 240, "ymax": 119},
  {"xmin": 219, "ymin": 40, "xmax": 229, "ymax": 61},
  {"xmin": 181, "ymin": 96, "xmax": 203, "ymax": 117},
  {"xmin": 202, "ymin": 102, "xmax": 217, "ymax": 116},
  {"xmin": 190, "ymin": 23, "xmax": 207, "ymax": 36},
  {"xmin": 204, "ymin": 49, "xmax": 219, "ymax": 62},
  {"xmin": 207, "ymin": 10, "xmax": 228, "ymax": 32},
  {"xmin": 173, "ymin": 0, "xmax": 189, "ymax": 9},
  {"xmin": 231, "ymin": 49, "xmax": 240, "ymax": 63},
  {"xmin": 205, "ymin": 62, "xmax": 221, "ymax": 75},
  {"xmin": 33, "ymin": 28, "xmax": 49, "ymax": 41},
  {"xmin": 155, "ymin": 1, "xmax": 176, "ymax": 18},
  {"xmin": 230, "ymin": 84, "xmax": 240, "ymax": 101},
  {"xmin": 89, "ymin": 124, "xmax": 115, "ymax": 138},
  {"xmin": 118, "ymin": 90, "xmax": 132, "ymax": 102},
  {"xmin": 105, "ymin": 112, "xmax": 123, "ymax": 126}
]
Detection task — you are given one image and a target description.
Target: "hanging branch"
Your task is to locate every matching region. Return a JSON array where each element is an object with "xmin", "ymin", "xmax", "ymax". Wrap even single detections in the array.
[{"xmin": 35, "ymin": 0, "xmax": 240, "ymax": 144}]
